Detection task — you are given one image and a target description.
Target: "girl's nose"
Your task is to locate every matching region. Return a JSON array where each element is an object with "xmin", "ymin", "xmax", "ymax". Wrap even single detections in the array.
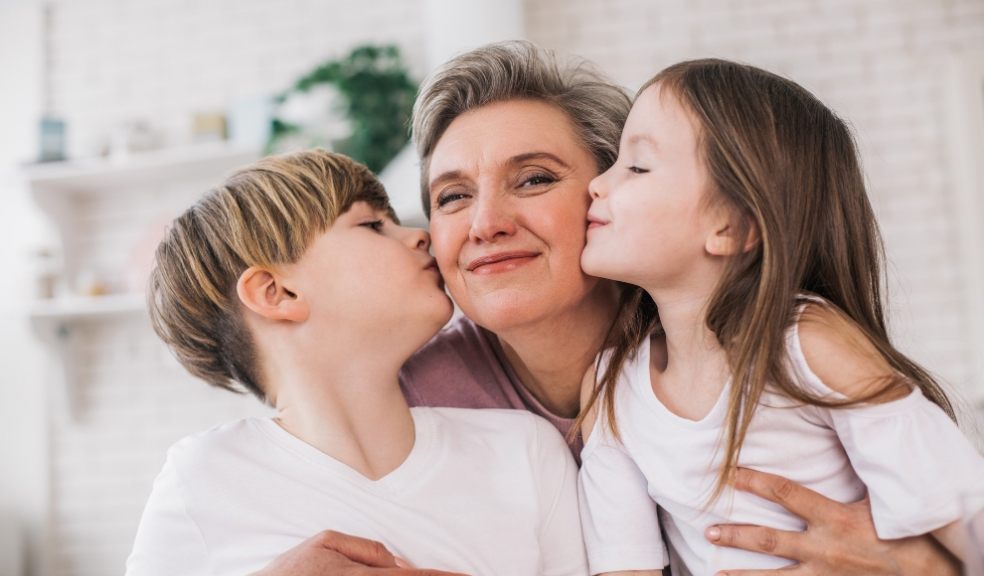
[{"xmin": 588, "ymin": 172, "xmax": 607, "ymax": 200}]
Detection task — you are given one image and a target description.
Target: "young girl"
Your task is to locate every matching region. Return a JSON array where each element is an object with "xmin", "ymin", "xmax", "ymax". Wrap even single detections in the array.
[
  {"xmin": 126, "ymin": 150, "xmax": 587, "ymax": 576},
  {"xmin": 577, "ymin": 59, "xmax": 984, "ymax": 575}
]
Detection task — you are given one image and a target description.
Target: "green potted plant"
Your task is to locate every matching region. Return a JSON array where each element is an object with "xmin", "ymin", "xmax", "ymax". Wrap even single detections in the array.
[{"xmin": 268, "ymin": 44, "xmax": 418, "ymax": 174}]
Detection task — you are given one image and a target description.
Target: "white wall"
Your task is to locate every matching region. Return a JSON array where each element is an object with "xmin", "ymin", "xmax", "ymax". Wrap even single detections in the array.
[{"xmin": 0, "ymin": 1, "xmax": 51, "ymax": 574}]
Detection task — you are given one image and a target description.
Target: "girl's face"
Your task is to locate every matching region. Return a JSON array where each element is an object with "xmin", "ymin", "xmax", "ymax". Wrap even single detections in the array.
[
  {"xmin": 290, "ymin": 201, "xmax": 453, "ymax": 345},
  {"xmin": 426, "ymin": 99, "xmax": 606, "ymax": 333},
  {"xmin": 582, "ymin": 85, "xmax": 731, "ymax": 293}
]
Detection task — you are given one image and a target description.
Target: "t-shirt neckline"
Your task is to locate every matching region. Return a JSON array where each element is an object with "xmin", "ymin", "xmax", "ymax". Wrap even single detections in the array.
[{"xmin": 250, "ymin": 407, "xmax": 436, "ymax": 495}]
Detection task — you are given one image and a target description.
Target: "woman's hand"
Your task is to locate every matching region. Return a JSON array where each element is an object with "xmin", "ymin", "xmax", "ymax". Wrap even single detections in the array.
[
  {"xmin": 704, "ymin": 468, "xmax": 959, "ymax": 576},
  {"xmin": 251, "ymin": 530, "xmax": 469, "ymax": 576}
]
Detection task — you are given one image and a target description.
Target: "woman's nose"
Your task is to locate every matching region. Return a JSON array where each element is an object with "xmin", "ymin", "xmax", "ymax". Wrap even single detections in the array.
[{"xmin": 469, "ymin": 194, "xmax": 516, "ymax": 243}]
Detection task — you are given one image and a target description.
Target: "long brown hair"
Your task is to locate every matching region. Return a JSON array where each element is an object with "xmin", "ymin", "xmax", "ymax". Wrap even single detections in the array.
[{"xmin": 580, "ymin": 59, "xmax": 955, "ymax": 500}]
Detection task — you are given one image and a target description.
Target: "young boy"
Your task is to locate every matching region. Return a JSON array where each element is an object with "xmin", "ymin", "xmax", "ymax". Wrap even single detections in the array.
[{"xmin": 126, "ymin": 150, "xmax": 587, "ymax": 576}]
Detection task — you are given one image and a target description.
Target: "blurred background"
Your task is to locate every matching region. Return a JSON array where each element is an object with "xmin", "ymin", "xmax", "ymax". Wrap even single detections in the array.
[{"xmin": 0, "ymin": 0, "xmax": 982, "ymax": 574}]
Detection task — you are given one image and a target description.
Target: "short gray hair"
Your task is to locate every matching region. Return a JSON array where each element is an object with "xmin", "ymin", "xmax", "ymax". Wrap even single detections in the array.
[{"xmin": 411, "ymin": 40, "xmax": 630, "ymax": 217}]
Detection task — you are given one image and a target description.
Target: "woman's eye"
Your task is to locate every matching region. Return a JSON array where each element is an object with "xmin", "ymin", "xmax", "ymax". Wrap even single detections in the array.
[
  {"xmin": 628, "ymin": 166, "xmax": 650, "ymax": 174},
  {"xmin": 435, "ymin": 190, "xmax": 469, "ymax": 208},
  {"xmin": 360, "ymin": 220, "xmax": 384, "ymax": 232},
  {"xmin": 520, "ymin": 173, "xmax": 556, "ymax": 187}
]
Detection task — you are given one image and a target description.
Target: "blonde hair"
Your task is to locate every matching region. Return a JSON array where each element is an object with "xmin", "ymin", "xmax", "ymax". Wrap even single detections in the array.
[
  {"xmin": 148, "ymin": 149, "xmax": 393, "ymax": 401},
  {"xmin": 411, "ymin": 40, "xmax": 631, "ymax": 217}
]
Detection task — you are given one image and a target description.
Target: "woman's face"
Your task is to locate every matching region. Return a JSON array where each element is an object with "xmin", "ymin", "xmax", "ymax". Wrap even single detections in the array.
[{"xmin": 426, "ymin": 99, "xmax": 602, "ymax": 333}]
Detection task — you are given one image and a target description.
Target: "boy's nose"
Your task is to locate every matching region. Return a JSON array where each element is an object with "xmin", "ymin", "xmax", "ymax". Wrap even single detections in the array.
[{"xmin": 405, "ymin": 226, "xmax": 431, "ymax": 252}]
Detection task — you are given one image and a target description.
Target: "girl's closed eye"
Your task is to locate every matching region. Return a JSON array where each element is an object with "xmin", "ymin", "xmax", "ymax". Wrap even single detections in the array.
[{"xmin": 628, "ymin": 165, "xmax": 650, "ymax": 174}]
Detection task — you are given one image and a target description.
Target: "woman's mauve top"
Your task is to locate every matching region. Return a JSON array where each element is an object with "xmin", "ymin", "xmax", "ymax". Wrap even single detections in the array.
[{"xmin": 399, "ymin": 316, "xmax": 583, "ymax": 456}]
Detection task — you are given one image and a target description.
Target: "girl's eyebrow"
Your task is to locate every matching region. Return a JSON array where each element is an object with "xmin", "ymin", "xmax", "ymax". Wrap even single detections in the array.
[{"xmin": 627, "ymin": 133, "xmax": 659, "ymax": 149}]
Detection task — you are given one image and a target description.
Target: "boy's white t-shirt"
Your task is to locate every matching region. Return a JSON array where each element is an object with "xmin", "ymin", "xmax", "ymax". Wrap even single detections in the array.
[
  {"xmin": 579, "ymin": 313, "xmax": 984, "ymax": 575},
  {"xmin": 126, "ymin": 407, "xmax": 587, "ymax": 576}
]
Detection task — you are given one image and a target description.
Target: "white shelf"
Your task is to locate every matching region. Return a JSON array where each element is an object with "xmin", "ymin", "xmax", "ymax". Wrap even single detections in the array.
[
  {"xmin": 29, "ymin": 293, "xmax": 146, "ymax": 322},
  {"xmin": 23, "ymin": 142, "xmax": 260, "ymax": 196},
  {"xmin": 23, "ymin": 142, "xmax": 262, "ymax": 422}
]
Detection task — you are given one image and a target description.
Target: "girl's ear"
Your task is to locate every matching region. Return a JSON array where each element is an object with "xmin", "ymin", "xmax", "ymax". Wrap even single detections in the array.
[
  {"xmin": 706, "ymin": 215, "xmax": 761, "ymax": 256},
  {"xmin": 236, "ymin": 266, "xmax": 309, "ymax": 323}
]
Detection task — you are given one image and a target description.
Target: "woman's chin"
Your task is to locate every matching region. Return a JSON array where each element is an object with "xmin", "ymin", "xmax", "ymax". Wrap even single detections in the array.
[{"xmin": 455, "ymin": 293, "xmax": 561, "ymax": 334}]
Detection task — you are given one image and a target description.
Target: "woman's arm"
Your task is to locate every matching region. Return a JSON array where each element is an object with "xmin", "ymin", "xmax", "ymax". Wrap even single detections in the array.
[{"xmin": 706, "ymin": 467, "xmax": 959, "ymax": 576}]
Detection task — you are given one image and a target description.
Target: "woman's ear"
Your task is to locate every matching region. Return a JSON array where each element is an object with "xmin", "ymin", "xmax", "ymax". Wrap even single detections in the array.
[{"xmin": 236, "ymin": 266, "xmax": 309, "ymax": 323}]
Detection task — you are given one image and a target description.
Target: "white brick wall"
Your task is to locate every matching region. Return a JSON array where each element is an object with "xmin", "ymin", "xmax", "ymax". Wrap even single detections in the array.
[
  {"xmin": 49, "ymin": 0, "xmax": 429, "ymax": 158},
  {"xmin": 527, "ymin": 0, "xmax": 984, "ymax": 410},
  {"xmin": 33, "ymin": 0, "xmax": 984, "ymax": 574}
]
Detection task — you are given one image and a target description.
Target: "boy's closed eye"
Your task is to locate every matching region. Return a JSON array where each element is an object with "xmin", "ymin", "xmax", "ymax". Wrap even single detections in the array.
[{"xmin": 359, "ymin": 219, "xmax": 385, "ymax": 232}]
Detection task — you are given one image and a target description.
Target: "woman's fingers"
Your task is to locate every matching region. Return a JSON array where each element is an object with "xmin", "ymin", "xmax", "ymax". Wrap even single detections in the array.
[
  {"xmin": 714, "ymin": 567, "xmax": 804, "ymax": 576},
  {"xmin": 312, "ymin": 531, "xmax": 469, "ymax": 575},
  {"xmin": 731, "ymin": 467, "xmax": 839, "ymax": 521},
  {"xmin": 705, "ymin": 523, "xmax": 806, "ymax": 561},
  {"xmin": 313, "ymin": 530, "xmax": 400, "ymax": 567}
]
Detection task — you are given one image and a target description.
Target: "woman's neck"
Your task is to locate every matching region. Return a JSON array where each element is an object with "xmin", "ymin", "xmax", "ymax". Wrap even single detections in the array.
[
  {"xmin": 495, "ymin": 281, "xmax": 620, "ymax": 419},
  {"xmin": 268, "ymin": 353, "xmax": 415, "ymax": 481}
]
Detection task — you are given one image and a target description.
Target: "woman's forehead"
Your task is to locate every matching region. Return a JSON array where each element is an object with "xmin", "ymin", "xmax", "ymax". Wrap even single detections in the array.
[{"xmin": 429, "ymin": 99, "xmax": 589, "ymax": 175}]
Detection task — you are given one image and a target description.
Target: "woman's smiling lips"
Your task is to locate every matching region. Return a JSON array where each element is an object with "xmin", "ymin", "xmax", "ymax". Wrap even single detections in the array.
[{"xmin": 466, "ymin": 251, "xmax": 540, "ymax": 274}]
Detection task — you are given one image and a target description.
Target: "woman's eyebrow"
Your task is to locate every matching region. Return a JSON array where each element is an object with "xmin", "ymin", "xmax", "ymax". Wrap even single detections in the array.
[
  {"xmin": 428, "ymin": 170, "xmax": 466, "ymax": 191},
  {"xmin": 429, "ymin": 151, "xmax": 572, "ymax": 190},
  {"xmin": 509, "ymin": 152, "xmax": 572, "ymax": 169}
]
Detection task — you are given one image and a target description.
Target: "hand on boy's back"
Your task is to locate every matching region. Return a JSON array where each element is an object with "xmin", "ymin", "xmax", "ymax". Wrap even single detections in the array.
[{"xmin": 251, "ymin": 530, "xmax": 470, "ymax": 576}]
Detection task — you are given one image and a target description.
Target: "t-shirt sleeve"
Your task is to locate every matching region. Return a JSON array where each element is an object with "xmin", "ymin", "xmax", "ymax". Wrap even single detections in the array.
[
  {"xmin": 787, "ymin": 324, "xmax": 984, "ymax": 539},
  {"xmin": 826, "ymin": 389, "xmax": 984, "ymax": 539},
  {"xmin": 125, "ymin": 450, "xmax": 210, "ymax": 576},
  {"xmin": 578, "ymin": 418, "xmax": 667, "ymax": 574},
  {"xmin": 531, "ymin": 416, "xmax": 590, "ymax": 576}
]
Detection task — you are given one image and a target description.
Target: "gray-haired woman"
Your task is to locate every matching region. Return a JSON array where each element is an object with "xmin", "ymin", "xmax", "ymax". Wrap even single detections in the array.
[{"xmin": 256, "ymin": 41, "xmax": 956, "ymax": 576}]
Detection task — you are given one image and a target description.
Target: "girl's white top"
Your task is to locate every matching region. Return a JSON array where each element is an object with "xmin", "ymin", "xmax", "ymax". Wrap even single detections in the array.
[{"xmin": 579, "ymin": 305, "xmax": 984, "ymax": 574}]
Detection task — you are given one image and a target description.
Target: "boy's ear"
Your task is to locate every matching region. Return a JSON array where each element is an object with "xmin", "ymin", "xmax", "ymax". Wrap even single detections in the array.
[
  {"xmin": 705, "ymin": 216, "xmax": 761, "ymax": 256},
  {"xmin": 236, "ymin": 266, "xmax": 309, "ymax": 323}
]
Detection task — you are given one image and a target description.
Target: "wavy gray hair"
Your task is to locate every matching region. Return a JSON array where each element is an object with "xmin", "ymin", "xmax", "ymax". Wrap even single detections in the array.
[{"xmin": 411, "ymin": 40, "xmax": 630, "ymax": 217}]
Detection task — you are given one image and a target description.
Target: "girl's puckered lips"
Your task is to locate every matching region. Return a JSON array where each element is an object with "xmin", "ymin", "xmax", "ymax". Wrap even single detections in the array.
[{"xmin": 586, "ymin": 213, "xmax": 609, "ymax": 229}]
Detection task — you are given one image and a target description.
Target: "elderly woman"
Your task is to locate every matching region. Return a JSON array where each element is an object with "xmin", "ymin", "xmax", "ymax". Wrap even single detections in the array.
[{"xmin": 257, "ymin": 42, "xmax": 955, "ymax": 576}]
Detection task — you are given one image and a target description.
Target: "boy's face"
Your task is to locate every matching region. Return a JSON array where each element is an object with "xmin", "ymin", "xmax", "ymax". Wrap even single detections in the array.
[{"xmin": 288, "ymin": 201, "xmax": 453, "ymax": 343}]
